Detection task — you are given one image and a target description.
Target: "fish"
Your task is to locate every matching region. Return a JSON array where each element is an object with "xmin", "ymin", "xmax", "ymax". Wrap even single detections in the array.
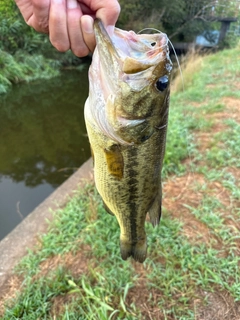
[{"xmin": 84, "ymin": 19, "xmax": 172, "ymax": 263}]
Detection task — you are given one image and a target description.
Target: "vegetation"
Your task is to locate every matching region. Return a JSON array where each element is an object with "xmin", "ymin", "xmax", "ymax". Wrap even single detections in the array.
[
  {"xmin": 1, "ymin": 42, "xmax": 240, "ymax": 319},
  {"xmin": 0, "ymin": 0, "xmax": 239, "ymax": 94},
  {"xmin": 118, "ymin": 0, "xmax": 240, "ymax": 40}
]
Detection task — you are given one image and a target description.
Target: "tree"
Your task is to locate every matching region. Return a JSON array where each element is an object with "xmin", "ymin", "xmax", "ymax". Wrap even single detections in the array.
[{"xmin": 118, "ymin": 0, "xmax": 240, "ymax": 42}]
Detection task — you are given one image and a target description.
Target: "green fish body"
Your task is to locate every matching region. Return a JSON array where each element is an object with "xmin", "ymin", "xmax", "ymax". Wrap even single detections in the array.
[{"xmin": 84, "ymin": 20, "xmax": 172, "ymax": 263}]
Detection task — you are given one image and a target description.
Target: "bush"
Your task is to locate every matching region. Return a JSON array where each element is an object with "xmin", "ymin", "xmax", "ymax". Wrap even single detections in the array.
[{"xmin": 0, "ymin": 49, "xmax": 61, "ymax": 94}]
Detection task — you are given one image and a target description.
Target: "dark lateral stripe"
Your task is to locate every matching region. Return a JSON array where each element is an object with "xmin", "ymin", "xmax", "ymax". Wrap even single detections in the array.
[{"xmin": 126, "ymin": 146, "xmax": 139, "ymax": 243}]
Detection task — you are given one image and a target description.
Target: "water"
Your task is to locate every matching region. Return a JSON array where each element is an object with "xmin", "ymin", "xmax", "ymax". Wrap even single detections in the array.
[{"xmin": 0, "ymin": 68, "xmax": 91, "ymax": 240}]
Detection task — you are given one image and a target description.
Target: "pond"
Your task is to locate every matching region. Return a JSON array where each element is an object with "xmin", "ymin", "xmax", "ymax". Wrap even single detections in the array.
[{"xmin": 0, "ymin": 67, "xmax": 91, "ymax": 240}]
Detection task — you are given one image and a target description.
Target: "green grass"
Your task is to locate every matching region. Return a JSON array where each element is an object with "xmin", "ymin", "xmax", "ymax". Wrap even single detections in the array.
[
  {"xmin": 163, "ymin": 105, "xmax": 195, "ymax": 177},
  {"xmin": 184, "ymin": 196, "xmax": 239, "ymax": 245},
  {"xmin": 3, "ymin": 188, "xmax": 240, "ymax": 319},
  {"xmin": 201, "ymin": 119, "xmax": 240, "ymax": 168},
  {"xmin": 1, "ymin": 43, "xmax": 240, "ymax": 319}
]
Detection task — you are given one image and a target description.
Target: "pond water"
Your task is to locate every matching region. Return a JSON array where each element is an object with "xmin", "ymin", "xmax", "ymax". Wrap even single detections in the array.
[{"xmin": 0, "ymin": 68, "xmax": 91, "ymax": 240}]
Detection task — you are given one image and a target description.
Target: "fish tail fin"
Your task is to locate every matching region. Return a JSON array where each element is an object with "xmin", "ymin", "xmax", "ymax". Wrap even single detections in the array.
[
  {"xmin": 120, "ymin": 237, "xmax": 147, "ymax": 263},
  {"xmin": 132, "ymin": 240, "xmax": 147, "ymax": 263}
]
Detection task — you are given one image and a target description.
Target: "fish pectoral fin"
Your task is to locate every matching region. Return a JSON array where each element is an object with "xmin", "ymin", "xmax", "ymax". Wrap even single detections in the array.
[
  {"xmin": 104, "ymin": 144, "xmax": 124, "ymax": 179},
  {"xmin": 102, "ymin": 200, "xmax": 114, "ymax": 216},
  {"xmin": 148, "ymin": 188, "xmax": 162, "ymax": 227}
]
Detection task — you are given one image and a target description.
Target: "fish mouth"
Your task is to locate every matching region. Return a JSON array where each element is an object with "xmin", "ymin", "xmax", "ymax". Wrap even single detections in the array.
[{"xmin": 94, "ymin": 19, "xmax": 170, "ymax": 76}]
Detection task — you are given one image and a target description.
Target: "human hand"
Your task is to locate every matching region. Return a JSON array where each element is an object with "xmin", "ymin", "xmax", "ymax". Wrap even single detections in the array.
[{"xmin": 15, "ymin": 0, "xmax": 120, "ymax": 57}]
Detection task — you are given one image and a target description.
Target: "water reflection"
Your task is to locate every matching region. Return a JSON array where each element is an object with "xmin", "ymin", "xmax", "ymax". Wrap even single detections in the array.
[
  {"xmin": 0, "ymin": 176, "xmax": 55, "ymax": 239},
  {"xmin": 0, "ymin": 68, "xmax": 91, "ymax": 239}
]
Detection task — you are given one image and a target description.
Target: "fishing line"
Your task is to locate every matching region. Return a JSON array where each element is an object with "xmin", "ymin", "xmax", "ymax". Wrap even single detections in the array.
[{"xmin": 138, "ymin": 27, "xmax": 184, "ymax": 91}]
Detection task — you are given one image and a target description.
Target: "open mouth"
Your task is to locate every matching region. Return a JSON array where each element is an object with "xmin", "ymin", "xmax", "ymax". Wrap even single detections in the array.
[{"xmin": 94, "ymin": 19, "xmax": 170, "ymax": 75}]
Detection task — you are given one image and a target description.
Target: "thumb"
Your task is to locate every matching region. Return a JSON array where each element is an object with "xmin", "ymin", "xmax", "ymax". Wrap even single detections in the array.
[{"xmin": 95, "ymin": 1, "xmax": 120, "ymax": 34}]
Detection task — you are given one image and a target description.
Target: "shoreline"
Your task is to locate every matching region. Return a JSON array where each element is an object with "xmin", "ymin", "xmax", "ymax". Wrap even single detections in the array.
[{"xmin": 0, "ymin": 158, "xmax": 93, "ymax": 289}]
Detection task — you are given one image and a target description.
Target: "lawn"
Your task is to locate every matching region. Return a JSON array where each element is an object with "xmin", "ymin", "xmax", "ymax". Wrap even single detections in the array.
[{"xmin": 1, "ymin": 42, "xmax": 240, "ymax": 320}]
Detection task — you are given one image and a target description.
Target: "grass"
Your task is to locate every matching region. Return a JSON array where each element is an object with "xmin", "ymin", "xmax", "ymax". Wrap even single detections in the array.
[{"xmin": 1, "ymin": 42, "xmax": 240, "ymax": 319}]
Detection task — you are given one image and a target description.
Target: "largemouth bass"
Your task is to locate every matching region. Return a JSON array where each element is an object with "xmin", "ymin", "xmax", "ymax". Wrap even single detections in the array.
[{"xmin": 84, "ymin": 20, "xmax": 172, "ymax": 263}]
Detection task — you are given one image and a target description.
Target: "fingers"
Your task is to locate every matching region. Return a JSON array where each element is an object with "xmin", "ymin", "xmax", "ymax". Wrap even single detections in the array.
[
  {"xmin": 80, "ymin": 0, "xmax": 120, "ymax": 52},
  {"xmin": 66, "ymin": 0, "xmax": 89, "ymax": 56},
  {"xmin": 15, "ymin": 0, "xmax": 50, "ymax": 33},
  {"xmin": 31, "ymin": 0, "xmax": 50, "ymax": 32},
  {"xmin": 93, "ymin": 0, "xmax": 120, "ymax": 31},
  {"xmin": 15, "ymin": 0, "xmax": 121, "ymax": 57},
  {"xmin": 81, "ymin": 15, "xmax": 95, "ymax": 53},
  {"xmin": 49, "ymin": 0, "xmax": 90, "ymax": 56},
  {"xmin": 49, "ymin": 0, "xmax": 69, "ymax": 51},
  {"xmin": 79, "ymin": 0, "xmax": 120, "ymax": 28}
]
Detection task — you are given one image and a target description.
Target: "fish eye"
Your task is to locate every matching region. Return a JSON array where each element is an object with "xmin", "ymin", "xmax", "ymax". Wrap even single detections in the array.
[{"xmin": 156, "ymin": 75, "xmax": 169, "ymax": 92}]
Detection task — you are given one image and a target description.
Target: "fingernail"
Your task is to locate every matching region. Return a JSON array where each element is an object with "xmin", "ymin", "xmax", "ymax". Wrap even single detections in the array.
[
  {"xmin": 52, "ymin": 0, "xmax": 63, "ymax": 4},
  {"xmin": 82, "ymin": 16, "xmax": 94, "ymax": 34},
  {"xmin": 67, "ymin": 0, "xmax": 78, "ymax": 9}
]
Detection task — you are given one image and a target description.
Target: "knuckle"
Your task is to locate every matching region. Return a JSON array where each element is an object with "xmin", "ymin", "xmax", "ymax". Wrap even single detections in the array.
[
  {"xmin": 51, "ymin": 40, "xmax": 70, "ymax": 52},
  {"xmin": 111, "ymin": 1, "xmax": 121, "ymax": 15},
  {"xmin": 72, "ymin": 46, "xmax": 89, "ymax": 57},
  {"xmin": 26, "ymin": 17, "xmax": 49, "ymax": 33},
  {"xmin": 31, "ymin": 0, "xmax": 48, "ymax": 11},
  {"xmin": 38, "ymin": 20, "xmax": 49, "ymax": 33}
]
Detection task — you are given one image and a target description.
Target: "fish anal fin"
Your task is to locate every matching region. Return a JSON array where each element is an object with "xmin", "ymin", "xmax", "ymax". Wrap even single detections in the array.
[
  {"xmin": 102, "ymin": 200, "xmax": 114, "ymax": 216},
  {"xmin": 148, "ymin": 188, "xmax": 162, "ymax": 227}
]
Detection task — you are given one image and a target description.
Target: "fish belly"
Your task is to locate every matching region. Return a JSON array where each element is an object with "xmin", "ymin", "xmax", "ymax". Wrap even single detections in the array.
[{"xmin": 86, "ymin": 118, "xmax": 167, "ymax": 263}]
